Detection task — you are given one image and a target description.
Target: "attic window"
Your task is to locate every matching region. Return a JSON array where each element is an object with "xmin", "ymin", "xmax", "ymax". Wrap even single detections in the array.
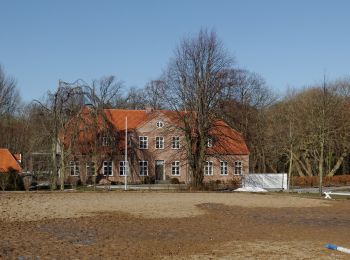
[
  {"xmin": 156, "ymin": 121, "xmax": 164, "ymax": 128},
  {"xmin": 207, "ymin": 137, "xmax": 213, "ymax": 148}
]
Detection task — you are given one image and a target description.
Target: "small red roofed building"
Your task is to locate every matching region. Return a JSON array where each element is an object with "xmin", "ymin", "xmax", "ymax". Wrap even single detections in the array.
[
  {"xmin": 0, "ymin": 149, "xmax": 22, "ymax": 173},
  {"xmin": 62, "ymin": 108, "xmax": 249, "ymax": 185}
]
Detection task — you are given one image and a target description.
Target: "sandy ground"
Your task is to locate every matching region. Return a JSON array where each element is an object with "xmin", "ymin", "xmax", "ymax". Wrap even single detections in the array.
[{"xmin": 0, "ymin": 191, "xmax": 349, "ymax": 259}]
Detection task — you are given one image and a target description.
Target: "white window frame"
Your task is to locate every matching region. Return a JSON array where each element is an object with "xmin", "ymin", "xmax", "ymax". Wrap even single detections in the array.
[
  {"xmin": 139, "ymin": 161, "xmax": 148, "ymax": 176},
  {"xmin": 119, "ymin": 161, "xmax": 128, "ymax": 176},
  {"xmin": 156, "ymin": 121, "xmax": 164, "ymax": 128},
  {"xmin": 70, "ymin": 161, "xmax": 80, "ymax": 176},
  {"xmin": 139, "ymin": 136, "xmax": 148, "ymax": 149},
  {"xmin": 171, "ymin": 161, "xmax": 180, "ymax": 176},
  {"xmin": 86, "ymin": 162, "xmax": 95, "ymax": 176},
  {"xmin": 103, "ymin": 161, "xmax": 113, "ymax": 176},
  {"xmin": 220, "ymin": 161, "xmax": 228, "ymax": 175},
  {"xmin": 155, "ymin": 136, "xmax": 164, "ymax": 149},
  {"xmin": 102, "ymin": 136, "xmax": 110, "ymax": 146},
  {"xmin": 204, "ymin": 161, "xmax": 213, "ymax": 175},
  {"xmin": 207, "ymin": 137, "xmax": 213, "ymax": 148},
  {"xmin": 234, "ymin": 161, "xmax": 242, "ymax": 175},
  {"xmin": 172, "ymin": 136, "xmax": 180, "ymax": 149}
]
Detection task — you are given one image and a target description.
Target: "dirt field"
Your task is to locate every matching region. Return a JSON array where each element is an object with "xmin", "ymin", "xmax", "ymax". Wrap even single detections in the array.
[{"xmin": 0, "ymin": 191, "xmax": 349, "ymax": 259}]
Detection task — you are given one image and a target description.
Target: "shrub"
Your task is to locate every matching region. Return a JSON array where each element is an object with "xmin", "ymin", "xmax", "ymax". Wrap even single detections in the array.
[{"xmin": 170, "ymin": 178, "xmax": 180, "ymax": 184}]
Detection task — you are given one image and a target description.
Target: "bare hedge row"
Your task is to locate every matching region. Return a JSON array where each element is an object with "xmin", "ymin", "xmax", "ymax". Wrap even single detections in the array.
[{"xmin": 292, "ymin": 175, "xmax": 350, "ymax": 187}]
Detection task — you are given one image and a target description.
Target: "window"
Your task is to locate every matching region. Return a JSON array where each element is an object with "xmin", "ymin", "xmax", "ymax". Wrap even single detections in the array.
[
  {"xmin": 139, "ymin": 161, "xmax": 148, "ymax": 176},
  {"xmin": 139, "ymin": 136, "xmax": 148, "ymax": 149},
  {"xmin": 119, "ymin": 161, "xmax": 128, "ymax": 176},
  {"xmin": 86, "ymin": 162, "xmax": 95, "ymax": 176},
  {"xmin": 220, "ymin": 161, "xmax": 228, "ymax": 175},
  {"xmin": 204, "ymin": 161, "xmax": 213, "ymax": 175},
  {"xmin": 172, "ymin": 136, "xmax": 180, "ymax": 149},
  {"xmin": 102, "ymin": 136, "xmax": 110, "ymax": 146},
  {"xmin": 155, "ymin": 136, "xmax": 164, "ymax": 149},
  {"xmin": 70, "ymin": 161, "xmax": 80, "ymax": 176},
  {"xmin": 103, "ymin": 161, "xmax": 113, "ymax": 176},
  {"xmin": 207, "ymin": 137, "xmax": 213, "ymax": 148},
  {"xmin": 156, "ymin": 121, "xmax": 164, "ymax": 128},
  {"xmin": 234, "ymin": 161, "xmax": 242, "ymax": 175},
  {"xmin": 171, "ymin": 161, "xmax": 180, "ymax": 176}
]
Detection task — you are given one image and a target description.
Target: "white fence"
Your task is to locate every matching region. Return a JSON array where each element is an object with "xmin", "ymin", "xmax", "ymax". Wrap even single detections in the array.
[{"xmin": 243, "ymin": 173, "xmax": 288, "ymax": 190}]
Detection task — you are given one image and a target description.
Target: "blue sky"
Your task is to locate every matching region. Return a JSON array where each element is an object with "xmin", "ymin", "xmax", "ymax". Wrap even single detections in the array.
[{"xmin": 1, "ymin": 0, "xmax": 350, "ymax": 102}]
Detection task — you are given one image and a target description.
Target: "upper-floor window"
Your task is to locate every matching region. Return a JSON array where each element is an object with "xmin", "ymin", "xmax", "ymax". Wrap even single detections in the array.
[
  {"xmin": 139, "ymin": 161, "xmax": 148, "ymax": 176},
  {"xmin": 86, "ymin": 162, "xmax": 95, "ymax": 176},
  {"xmin": 70, "ymin": 161, "xmax": 80, "ymax": 176},
  {"xmin": 102, "ymin": 136, "xmax": 111, "ymax": 146},
  {"xmin": 234, "ymin": 161, "xmax": 242, "ymax": 175},
  {"xmin": 172, "ymin": 136, "xmax": 180, "ymax": 149},
  {"xmin": 220, "ymin": 161, "xmax": 228, "ymax": 175},
  {"xmin": 103, "ymin": 161, "xmax": 113, "ymax": 176},
  {"xmin": 156, "ymin": 121, "xmax": 164, "ymax": 128},
  {"xmin": 171, "ymin": 161, "xmax": 180, "ymax": 176},
  {"xmin": 204, "ymin": 161, "xmax": 213, "ymax": 175},
  {"xmin": 207, "ymin": 137, "xmax": 213, "ymax": 148},
  {"xmin": 155, "ymin": 136, "xmax": 164, "ymax": 149},
  {"xmin": 119, "ymin": 161, "xmax": 128, "ymax": 176},
  {"xmin": 139, "ymin": 136, "xmax": 148, "ymax": 149}
]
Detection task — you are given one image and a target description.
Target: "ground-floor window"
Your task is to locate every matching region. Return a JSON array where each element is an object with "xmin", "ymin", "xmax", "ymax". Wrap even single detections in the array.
[
  {"xmin": 220, "ymin": 161, "xmax": 228, "ymax": 175},
  {"xmin": 171, "ymin": 161, "xmax": 180, "ymax": 176},
  {"xmin": 103, "ymin": 161, "xmax": 113, "ymax": 176},
  {"xmin": 70, "ymin": 161, "xmax": 80, "ymax": 176},
  {"xmin": 86, "ymin": 162, "xmax": 95, "ymax": 176},
  {"xmin": 139, "ymin": 161, "xmax": 148, "ymax": 176},
  {"xmin": 119, "ymin": 161, "xmax": 128, "ymax": 176},
  {"xmin": 204, "ymin": 161, "xmax": 213, "ymax": 175},
  {"xmin": 234, "ymin": 161, "xmax": 242, "ymax": 175}
]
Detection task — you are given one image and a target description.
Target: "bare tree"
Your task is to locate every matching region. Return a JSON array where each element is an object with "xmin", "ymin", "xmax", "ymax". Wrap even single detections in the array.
[
  {"xmin": 161, "ymin": 29, "xmax": 235, "ymax": 188},
  {"xmin": 0, "ymin": 65, "xmax": 20, "ymax": 116}
]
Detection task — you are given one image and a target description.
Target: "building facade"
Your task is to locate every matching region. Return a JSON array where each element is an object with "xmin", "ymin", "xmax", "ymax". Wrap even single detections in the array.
[{"xmin": 64, "ymin": 108, "xmax": 249, "ymax": 185}]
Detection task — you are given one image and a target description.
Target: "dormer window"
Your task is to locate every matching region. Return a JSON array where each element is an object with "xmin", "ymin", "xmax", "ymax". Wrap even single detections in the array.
[
  {"xmin": 156, "ymin": 121, "xmax": 164, "ymax": 128},
  {"xmin": 207, "ymin": 137, "xmax": 213, "ymax": 148},
  {"xmin": 102, "ymin": 136, "xmax": 111, "ymax": 146}
]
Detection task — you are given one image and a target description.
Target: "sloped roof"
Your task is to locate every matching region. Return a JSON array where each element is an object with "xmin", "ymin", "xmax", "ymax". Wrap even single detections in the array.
[
  {"xmin": 102, "ymin": 109, "xmax": 249, "ymax": 155},
  {"xmin": 0, "ymin": 149, "xmax": 22, "ymax": 173},
  {"xmin": 104, "ymin": 109, "xmax": 151, "ymax": 130}
]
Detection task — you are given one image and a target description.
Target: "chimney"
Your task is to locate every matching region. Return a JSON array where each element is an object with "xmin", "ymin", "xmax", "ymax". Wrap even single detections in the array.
[{"xmin": 145, "ymin": 105, "xmax": 153, "ymax": 114}]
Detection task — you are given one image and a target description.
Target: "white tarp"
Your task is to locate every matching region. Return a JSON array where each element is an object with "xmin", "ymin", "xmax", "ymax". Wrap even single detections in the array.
[
  {"xmin": 234, "ymin": 186, "xmax": 268, "ymax": 192},
  {"xmin": 243, "ymin": 173, "xmax": 287, "ymax": 190}
]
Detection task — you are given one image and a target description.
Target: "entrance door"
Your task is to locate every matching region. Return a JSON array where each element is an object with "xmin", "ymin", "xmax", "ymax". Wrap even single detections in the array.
[{"xmin": 155, "ymin": 160, "xmax": 164, "ymax": 181}]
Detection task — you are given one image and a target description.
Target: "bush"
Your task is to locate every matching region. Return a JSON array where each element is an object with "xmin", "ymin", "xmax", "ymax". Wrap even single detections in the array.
[
  {"xmin": 170, "ymin": 178, "xmax": 180, "ymax": 184},
  {"xmin": 292, "ymin": 174, "xmax": 350, "ymax": 187}
]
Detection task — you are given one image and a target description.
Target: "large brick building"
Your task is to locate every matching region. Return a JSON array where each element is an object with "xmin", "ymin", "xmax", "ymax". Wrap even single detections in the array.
[{"xmin": 64, "ymin": 108, "xmax": 249, "ymax": 185}]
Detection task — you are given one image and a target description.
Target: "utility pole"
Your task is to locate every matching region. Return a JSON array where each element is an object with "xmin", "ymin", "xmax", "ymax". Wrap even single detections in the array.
[{"xmin": 319, "ymin": 73, "xmax": 327, "ymax": 195}]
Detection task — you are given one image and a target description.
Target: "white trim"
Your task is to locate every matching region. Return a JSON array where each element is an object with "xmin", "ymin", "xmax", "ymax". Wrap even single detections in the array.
[
  {"xmin": 207, "ymin": 137, "xmax": 213, "ymax": 148},
  {"xmin": 204, "ymin": 161, "xmax": 213, "ymax": 175},
  {"xmin": 139, "ymin": 136, "xmax": 148, "ymax": 149},
  {"xmin": 102, "ymin": 160, "xmax": 113, "ymax": 176},
  {"xmin": 156, "ymin": 121, "xmax": 164, "ymax": 128},
  {"xmin": 155, "ymin": 136, "xmax": 165, "ymax": 149},
  {"xmin": 220, "ymin": 161, "xmax": 228, "ymax": 175},
  {"xmin": 139, "ymin": 160, "xmax": 148, "ymax": 176},
  {"xmin": 69, "ymin": 161, "xmax": 80, "ymax": 176},
  {"xmin": 119, "ymin": 161, "xmax": 127, "ymax": 176},
  {"xmin": 171, "ymin": 136, "xmax": 180, "ymax": 149},
  {"xmin": 171, "ymin": 161, "xmax": 180, "ymax": 176},
  {"xmin": 234, "ymin": 161, "xmax": 242, "ymax": 175}
]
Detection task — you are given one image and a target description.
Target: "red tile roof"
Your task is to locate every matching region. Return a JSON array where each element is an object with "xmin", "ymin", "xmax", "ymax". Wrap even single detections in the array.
[
  {"xmin": 103, "ymin": 109, "xmax": 249, "ymax": 155},
  {"xmin": 0, "ymin": 149, "xmax": 22, "ymax": 173}
]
